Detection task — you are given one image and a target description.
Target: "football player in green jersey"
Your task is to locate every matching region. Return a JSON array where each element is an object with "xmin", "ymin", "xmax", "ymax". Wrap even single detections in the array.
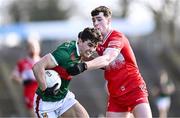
[{"xmin": 33, "ymin": 27, "xmax": 102, "ymax": 118}]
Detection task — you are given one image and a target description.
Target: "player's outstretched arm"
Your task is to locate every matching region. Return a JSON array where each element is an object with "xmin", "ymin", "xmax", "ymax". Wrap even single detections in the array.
[{"xmin": 86, "ymin": 48, "xmax": 119, "ymax": 70}]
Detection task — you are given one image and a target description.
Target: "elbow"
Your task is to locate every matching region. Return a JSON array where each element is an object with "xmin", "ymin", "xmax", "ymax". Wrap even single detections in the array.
[
  {"xmin": 103, "ymin": 55, "xmax": 112, "ymax": 66},
  {"xmin": 104, "ymin": 60, "xmax": 110, "ymax": 67}
]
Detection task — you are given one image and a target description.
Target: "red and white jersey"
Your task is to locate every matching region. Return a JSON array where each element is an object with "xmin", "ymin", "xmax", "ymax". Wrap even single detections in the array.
[
  {"xmin": 14, "ymin": 57, "xmax": 38, "ymax": 82},
  {"xmin": 96, "ymin": 30, "xmax": 146, "ymax": 97}
]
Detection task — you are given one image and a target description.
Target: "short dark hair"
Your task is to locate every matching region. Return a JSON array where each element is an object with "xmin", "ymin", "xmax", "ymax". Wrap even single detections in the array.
[
  {"xmin": 79, "ymin": 27, "xmax": 102, "ymax": 45},
  {"xmin": 78, "ymin": 31, "xmax": 82, "ymax": 39},
  {"xmin": 91, "ymin": 6, "xmax": 112, "ymax": 17}
]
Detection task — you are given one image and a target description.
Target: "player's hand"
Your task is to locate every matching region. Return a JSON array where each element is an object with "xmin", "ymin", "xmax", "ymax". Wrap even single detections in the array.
[
  {"xmin": 67, "ymin": 62, "xmax": 87, "ymax": 76},
  {"xmin": 43, "ymin": 83, "xmax": 59, "ymax": 96}
]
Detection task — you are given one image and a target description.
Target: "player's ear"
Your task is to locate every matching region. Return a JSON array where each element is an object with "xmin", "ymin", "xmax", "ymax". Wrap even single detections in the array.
[
  {"xmin": 78, "ymin": 38, "xmax": 84, "ymax": 46},
  {"xmin": 107, "ymin": 17, "xmax": 111, "ymax": 25}
]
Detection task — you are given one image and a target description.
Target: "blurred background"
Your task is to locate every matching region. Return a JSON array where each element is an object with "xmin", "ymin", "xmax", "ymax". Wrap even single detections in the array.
[{"xmin": 0, "ymin": 0, "xmax": 180, "ymax": 117}]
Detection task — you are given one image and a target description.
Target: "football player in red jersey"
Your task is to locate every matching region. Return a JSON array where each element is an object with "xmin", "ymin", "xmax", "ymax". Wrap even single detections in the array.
[
  {"xmin": 67, "ymin": 6, "xmax": 152, "ymax": 118},
  {"xmin": 11, "ymin": 36, "xmax": 41, "ymax": 117}
]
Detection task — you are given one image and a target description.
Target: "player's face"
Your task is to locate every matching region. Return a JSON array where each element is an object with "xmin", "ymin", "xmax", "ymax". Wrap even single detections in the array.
[
  {"xmin": 79, "ymin": 39, "xmax": 97, "ymax": 58},
  {"xmin": 92, "ymin": 12, "xmax": 110, "ymax": 36}
]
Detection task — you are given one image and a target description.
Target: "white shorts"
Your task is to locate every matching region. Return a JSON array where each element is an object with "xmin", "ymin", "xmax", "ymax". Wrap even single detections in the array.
[
  {"xmin": 156, "ymin": 96, "xmax": 171, "ymax": 110},
  {"xmin": 34, "ymin": 91, "xmax": 77, "ymax": 118}
]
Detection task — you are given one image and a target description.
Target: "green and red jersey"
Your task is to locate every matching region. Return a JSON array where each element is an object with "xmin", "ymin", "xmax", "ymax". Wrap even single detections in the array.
[{"xmin": 36, "ymin": 41, "xmax": 81, "ymax": 102}]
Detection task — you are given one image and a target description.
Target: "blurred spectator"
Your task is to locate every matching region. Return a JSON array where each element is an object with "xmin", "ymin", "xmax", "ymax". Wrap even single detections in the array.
[
  {"xmin": 11, "ymin": 34, "xmax": 41, "ymax": 117},
  {"xmin": 154, "ymin": 69, "xmax": 175, "ymax": 118}
]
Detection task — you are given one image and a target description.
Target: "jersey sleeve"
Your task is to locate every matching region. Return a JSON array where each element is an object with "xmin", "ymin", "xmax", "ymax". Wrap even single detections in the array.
[{"xmin": 107, "ymin": 32, "xmax": 124, "ymax": 50}]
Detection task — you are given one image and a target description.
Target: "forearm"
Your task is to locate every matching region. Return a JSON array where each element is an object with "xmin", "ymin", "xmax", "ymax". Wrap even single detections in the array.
[
  {"xmin": 85, "ymin": 54, "xmax": 110, "ymax": 70},
  {"xmin": 67, "ymin": 55, "xmax": 111, "ymax": 76},
  {"xmin": 33, "ymin": 62, "xmax": 47, "ymax": 91},
  {"xmin": 85, "ymin": 49, "xmax": 119, "ymax": 70},
  {"xmin": 67, "ymin": 49, "xmax": 119, "ymax": 75}
]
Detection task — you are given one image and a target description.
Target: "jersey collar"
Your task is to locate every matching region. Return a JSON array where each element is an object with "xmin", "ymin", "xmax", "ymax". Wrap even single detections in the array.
[{"xmin": 75, "ymin": 40, "xmax": 80, "ymax": 56}]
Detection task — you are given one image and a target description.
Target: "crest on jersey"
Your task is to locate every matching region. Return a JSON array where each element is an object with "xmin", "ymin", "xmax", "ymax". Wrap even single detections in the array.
[{"xmin": 41, "ymin": 112, "xmax": 48, "ymax": 118}]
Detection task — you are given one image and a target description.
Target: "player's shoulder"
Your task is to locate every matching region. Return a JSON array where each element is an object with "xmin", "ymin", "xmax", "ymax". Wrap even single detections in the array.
[
  {"xmin": 53, "ymin": 41, "xmax": 76, "ymax": 55},
  {"xmin": 108, "ymin": 30, "xmax": 125, "ymax": 42},
  {"xmin": 111, "ymin": 30, "xmax": 124, "ymax": 37},
  {"xmin": 17, "ymin": 57, "xmax": 28, "ymax": 64},
  {"xmin": 16, "ymin": 57, "xmax": 31, "ymax": 67},
  {"xmin": 58, "ymin": 40, "xmax": 76, "ymax": 49}
]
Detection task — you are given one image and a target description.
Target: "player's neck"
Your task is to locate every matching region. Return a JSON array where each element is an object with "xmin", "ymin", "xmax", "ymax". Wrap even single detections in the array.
[
  {"xmin": 102, "ymin": 26, "xmax": 111, "ymax": 37},
  {"xmin": 103, "ymin": 29, "xmax": 112, "ymax": 41}
]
